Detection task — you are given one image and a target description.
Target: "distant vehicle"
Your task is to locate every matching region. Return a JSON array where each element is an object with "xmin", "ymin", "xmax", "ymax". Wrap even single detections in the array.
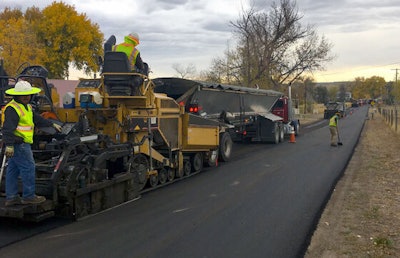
[{"xmin": 324, "ymin": 102, "xmax": 345, "ymax": 119}]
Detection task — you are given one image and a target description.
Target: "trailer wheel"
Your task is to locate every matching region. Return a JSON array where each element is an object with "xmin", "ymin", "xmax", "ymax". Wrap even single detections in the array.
[
  {"xmin": 129, "ymin": 154, "xmax": 148, "ymax": 191},
  {"xmin": 149, "ymin": 174, "xmax": 158, "ymax": 188},
  {"xmin": 191, "ymin": 153, "xmax": 203, "ymax": 173},
  {"xmin": 219, "ymin": 132, "xmax": 232, "ymax": 162},
  {"xmin": 183, "ymin": 160, "xmax": 192, "ymax": 176},
  {"xmin": 158, "ymin": 168, "xmax": 168, "ymax": 184},
  {"xmin": 175, "ymin": 168, "xmax": 184, "ymax": 178},
  {"xmin": 167, "ymin": 168, "xmax": 175, "ymax": 181}
]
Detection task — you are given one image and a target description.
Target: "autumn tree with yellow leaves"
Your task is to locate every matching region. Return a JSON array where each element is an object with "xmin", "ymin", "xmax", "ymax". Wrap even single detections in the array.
[
  {"xmin": 0, "ymin": 7, "xmax": 46, "ymax": 75},
  {"xmin": 0, "ymin": 2, "xmax": 103, "ymax": 79},
  {"xmin": 350, "ymin": 76, "xmax": 386, "ymax": 100}
]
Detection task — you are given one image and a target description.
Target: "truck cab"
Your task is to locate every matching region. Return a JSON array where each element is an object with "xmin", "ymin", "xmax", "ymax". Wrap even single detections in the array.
[{"xmin": 272, "ymin": 96, "xmax": 300, "ymax": 135}]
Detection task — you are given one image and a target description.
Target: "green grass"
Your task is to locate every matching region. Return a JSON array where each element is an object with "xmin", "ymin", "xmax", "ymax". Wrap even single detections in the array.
[
  {"xmin": 373, "ymin": 236, "xmax": 393, "ymax": 249},
  {"xmin": 364, "ymin": 206, "xmax": 380, "ymax": 219}
]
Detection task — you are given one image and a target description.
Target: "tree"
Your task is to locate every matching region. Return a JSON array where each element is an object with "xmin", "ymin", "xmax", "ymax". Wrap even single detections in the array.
[
  {"xmin": 337, "ymin": 84, "xmax": 347, "ymax": 102},
  {"xmin": 350, "ymin": 76, "xmax": 386, "ymax": 100},
  {"xmin": 313, "ymin": 85, "xmax": 329, "ymax": 104},
  {"xmin": 0, "ymin": 3, "xmax": 103, "ymax": 79},
  {"xmin": 365, "ymin": 76, "xmax": 385, "ymax": 99},
  {"xmin": 199, "ymin": 45, "xmax": 244, "ymax": 85},
  {"xmin": 206, "ymin": 0, "xmax": 334, "ymax": 89},
  {"xmin": 328, "ymin": 86, "xmax": 338, "ymax": 101},
  {"xmin": 350, "ymin": 77, "xmax": 365, "ymax": 100},
  {"xmin": 0, "ymin": 7, "xmax": 45, "ymax": 76},
  {"xmin": 289, "ymin": 76, "xmax": 315, "ymax": 113},
  {"xmin": 384, "ymin": 82, "xmax": 395, "ymax": 104},
  {"xmin": 36, "ymin": 2, "xmax": 103, "ymax": 78},
  {"xmin": 199, "ymin": 58, "xmax": 225, "ymax": 83},
  {"xmin": 172, "ymin": 63, "xmax": 197, "ymax": 79}
]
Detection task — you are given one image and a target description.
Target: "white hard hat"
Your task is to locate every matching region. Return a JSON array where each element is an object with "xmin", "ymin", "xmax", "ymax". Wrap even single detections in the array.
[
  {"xmin": 125, "ymin": 32, "xmax": 140, "ymax": 45},
  {"xmin": 129, "ymin": 32, "xmax": 139, "ymax": 41},
  {"xmin": 6, "ymin": 81, "xmax": 41, "ymax": 95}
]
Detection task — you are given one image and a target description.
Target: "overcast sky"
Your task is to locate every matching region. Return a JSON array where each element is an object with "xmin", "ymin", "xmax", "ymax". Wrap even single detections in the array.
[{"xmin": 2, "ymin": 0, "xmax": 400, "ymax": 82}]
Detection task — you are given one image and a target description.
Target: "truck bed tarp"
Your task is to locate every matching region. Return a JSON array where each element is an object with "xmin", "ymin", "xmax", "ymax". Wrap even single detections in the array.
[
  {"xmin": 257, "ymin": 112, "xmax": 284, "ymax": 122},
  {"xmin": 153, "ymin": 77, "xmax": 284, "ymax": 121},
  {"xmin": 153, "ymin": 77, "xmax": 283, "ymax": 99}
]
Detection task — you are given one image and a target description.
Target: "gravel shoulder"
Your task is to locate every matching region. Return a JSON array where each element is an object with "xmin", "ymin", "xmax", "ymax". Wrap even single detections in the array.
[{"xmin": 305, "ymin": 112, "xmax": 400, "ymax": 257}]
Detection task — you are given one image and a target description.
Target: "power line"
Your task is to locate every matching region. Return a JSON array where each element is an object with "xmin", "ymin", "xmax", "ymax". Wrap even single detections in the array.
[{"xmin": 319, "ymin": 62, "xmax": 400, "ymax": 76}]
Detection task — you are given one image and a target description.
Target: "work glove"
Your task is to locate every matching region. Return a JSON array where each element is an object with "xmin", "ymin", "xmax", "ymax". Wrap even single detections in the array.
[
  {"xmin": 53, "ymin": 123, "xmax": 62, "ymax": 132},
  {"xmin": 5, "ymin": 146, "xmax": 14, "ymax": 158}
]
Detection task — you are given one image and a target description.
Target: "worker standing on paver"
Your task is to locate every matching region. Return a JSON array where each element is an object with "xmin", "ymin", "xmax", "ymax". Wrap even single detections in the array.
[{"xmin": 2, "ymin": 81, "xmax": 62, "ymax": 206}]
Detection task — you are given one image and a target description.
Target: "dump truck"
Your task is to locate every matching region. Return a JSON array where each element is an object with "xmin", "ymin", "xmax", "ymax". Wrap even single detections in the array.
[
  {"xmin": 323, "ymin": 101, "xmax": 346, "ymax": 119},
  {"xmin": 154, "ymin": 78, "xmax": 300, "ymax": 144},
  {"xmin": 0, "ymin": 37, "xmax": 231, "ymax": 221}
]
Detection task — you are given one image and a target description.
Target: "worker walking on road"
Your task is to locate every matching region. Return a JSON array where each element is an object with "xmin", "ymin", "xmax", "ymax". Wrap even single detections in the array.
[
  {"xmin": 329, "ymin": 112, "xmax": 341, "ymax": 146},
  {"xmin": 2, "ymin": 81, "xmax": 62, "ymax": 206}
]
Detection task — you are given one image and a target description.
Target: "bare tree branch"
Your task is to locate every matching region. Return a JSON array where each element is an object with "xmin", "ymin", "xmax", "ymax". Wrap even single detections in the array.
[
  {"xmin": 172, "ymin": 63, "xmax": 197, "ymax": 79},
  {"xmin": 225, "ymin": 0, "xmax": 335, "ymax": 89}
]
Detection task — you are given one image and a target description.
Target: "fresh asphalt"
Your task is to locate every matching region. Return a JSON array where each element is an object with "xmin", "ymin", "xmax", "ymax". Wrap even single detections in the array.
[{"xmin": 0, "ymin": 106, "xmax": 369, "ymax": 258}]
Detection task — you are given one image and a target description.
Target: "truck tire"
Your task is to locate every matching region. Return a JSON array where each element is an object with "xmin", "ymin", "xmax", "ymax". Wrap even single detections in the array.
[
  {"xmin": 279, "ymin": 125, "xmax": 284, "ymax": 142},
  {"xmin": 205, "ymin": 150, "xmax": 218, "ymax": 167},
  {"xmin": 273, "ymin": 123, "xmax": 280, "ymax": 144},
  {"xmin": 292, "ymin": 120, "xmax": 300, "ymax": 136},
  {"xmin": 175, "ymin": 168, "xmax": 184, "ymax": 178},
  {"xmin": 219, "ymin": 132, "xmax": 232, "ymax": 162},
  {"xmin": 167, "ymin": 168, "xmax": 175, "ymax": 181},
  {"xmin": 295, "ymin": 123, "xmax": 300, "ymax": 136},
  {"xmin": 183, "ymin": 160, "xmax": 191, "ymax": 176},
  {"xmin": 158, "ymin": 168, "xmax": 168, "ymax": 184},
  {"xmin": 149, "ymin": 174, "xmax": 158, "ymax": 188},
  {"xmin": 191, "ymin": 153, "xmax": 203, "ymax": 173}
]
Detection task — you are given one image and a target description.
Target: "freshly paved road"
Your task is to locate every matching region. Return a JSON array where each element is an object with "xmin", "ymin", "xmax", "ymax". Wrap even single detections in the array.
[{"xmin": 0, "ymin": 106, "xmax": 368, "ymax": 258}]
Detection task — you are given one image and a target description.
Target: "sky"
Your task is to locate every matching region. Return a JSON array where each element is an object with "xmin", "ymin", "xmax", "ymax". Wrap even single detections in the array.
[{"xmin": 2, "ymin": 0, "xmax": 400, "ymax": 83}]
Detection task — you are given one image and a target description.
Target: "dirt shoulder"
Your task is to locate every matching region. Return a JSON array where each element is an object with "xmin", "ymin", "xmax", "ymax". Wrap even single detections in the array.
[{"xmin": 305, "ymin": 113, "xmax": 400, "ymax": 257}]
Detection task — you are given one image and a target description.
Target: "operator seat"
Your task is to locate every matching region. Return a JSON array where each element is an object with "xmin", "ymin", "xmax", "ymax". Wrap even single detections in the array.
[{"xmin": 102, "ymin": 51, "xmax": 141, "ymax": 96}]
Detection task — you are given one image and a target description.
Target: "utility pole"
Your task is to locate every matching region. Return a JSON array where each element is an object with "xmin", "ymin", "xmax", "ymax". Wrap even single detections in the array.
[
  {"xmin": 392, "ymin": 68, "xmax": 399, "ymax": 105},
  {"xmin": 392, "ymin": 68, "xmax": 399, "ymax": 82}
]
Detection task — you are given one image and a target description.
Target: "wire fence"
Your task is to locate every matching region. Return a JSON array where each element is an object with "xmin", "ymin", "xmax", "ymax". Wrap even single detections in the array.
[{"xmin": 378, "ymin": 106, "xmax": 399, "ymax": 134}]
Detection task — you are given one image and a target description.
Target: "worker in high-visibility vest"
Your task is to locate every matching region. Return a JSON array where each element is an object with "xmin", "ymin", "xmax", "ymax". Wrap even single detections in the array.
[
  {"xmin": 112, "ymin": 32, "xmax": 146, "ymax": 74},
  {"xmin": 2, "ymin": 81, "xmax": 62, "ymax": 206},
  {"xmin": 329, "ymin": 112, "xmax": 341, "ymax": 146}
]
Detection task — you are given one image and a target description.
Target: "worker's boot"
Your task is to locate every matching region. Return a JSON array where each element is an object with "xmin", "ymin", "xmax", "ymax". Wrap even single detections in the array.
[
  {"xmin": 21, "ymin": 195, "xmax": 46, "ymax": 205},
  {"xmin": 5, "ymin": 196, "xmax": 21, "ymax": 206}
]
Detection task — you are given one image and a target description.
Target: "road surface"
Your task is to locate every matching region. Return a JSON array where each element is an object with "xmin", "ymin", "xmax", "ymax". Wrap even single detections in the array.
[{"xmin": 0, "ymin": 106, "xmax": 368, "ymax": 258}]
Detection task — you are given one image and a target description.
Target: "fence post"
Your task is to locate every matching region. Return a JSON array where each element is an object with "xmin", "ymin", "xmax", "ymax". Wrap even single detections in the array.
[{"xmin": 391, "ymin": 109, "xmax": 394, "ymax": 127}]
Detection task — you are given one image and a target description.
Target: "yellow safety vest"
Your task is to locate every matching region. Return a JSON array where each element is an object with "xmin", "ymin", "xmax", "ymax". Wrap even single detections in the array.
[
  {"xmin": 112, "ymin": 44, "xmax": 139, "ymax": 71},
  {"xmin": 4, "ymin": 100, "xmax": 35, "ymax": 144},
  {"xmin": 329, "ymin": 115, "xmax": 338, "ymax": 127}
]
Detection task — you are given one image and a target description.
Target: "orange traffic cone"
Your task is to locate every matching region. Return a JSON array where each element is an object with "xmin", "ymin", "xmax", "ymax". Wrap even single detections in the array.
[{"xmin": 289, "ymin": 126, "xmax": 296, "ymax": 143}]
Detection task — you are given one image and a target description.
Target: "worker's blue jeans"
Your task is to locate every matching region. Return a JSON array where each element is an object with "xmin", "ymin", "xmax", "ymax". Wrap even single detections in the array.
[{"xmin": 5, "ymin": 143, "xmax": 36, "ymax": 200}]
